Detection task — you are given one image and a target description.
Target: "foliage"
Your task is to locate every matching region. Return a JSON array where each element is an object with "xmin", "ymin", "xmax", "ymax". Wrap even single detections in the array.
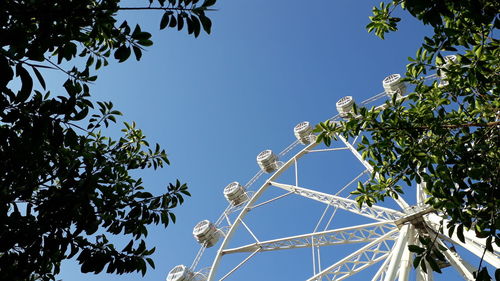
[
  {"xmin": 316, "ymin": 0, "xmax": 499, "ymax": 279},
  {"xmin": 0, "ymin": 0, "xmax": 216, "ymax": 280}
]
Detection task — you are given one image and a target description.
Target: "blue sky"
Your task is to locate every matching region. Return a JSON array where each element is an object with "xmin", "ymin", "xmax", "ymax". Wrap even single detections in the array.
[{"xmin": 53, "ymin": 0, "xmax": 480, "ymax": 280}]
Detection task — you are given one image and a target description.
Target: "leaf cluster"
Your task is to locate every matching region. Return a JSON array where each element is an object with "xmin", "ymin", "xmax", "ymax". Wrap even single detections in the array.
[{"xmin": 0, "ymin": 0, "xmax": 216, "ymax": 280}]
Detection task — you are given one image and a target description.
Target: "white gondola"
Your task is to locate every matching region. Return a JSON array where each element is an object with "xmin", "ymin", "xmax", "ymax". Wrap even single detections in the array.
[
  {"xmin": 382, "ymin": 73, "xmax": 406, "ymax": 97},
  {"xmin": 193, "ymin": 220, "xmax": 221, "ymax": 248},
  {"xmin": 166, "ymin": 265, "xmax": 194, "ymax": 281},
  {"xmin": 336, "ymin": 96, "xmax": 355, "ymax": 118},
  {"xmin": 294, "ymin": 121, "xmax": 314, "ymax": 145},
  {"xmin": 256, "ymin": 149, "xmax": 279, "ymax": 173},
  {"xmin": 223, "ymin": 181, "xmax": 248, "ymax": 206}
]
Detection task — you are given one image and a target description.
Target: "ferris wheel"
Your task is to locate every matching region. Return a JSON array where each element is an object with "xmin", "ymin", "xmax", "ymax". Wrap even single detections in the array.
[{"xmin": 167, "ymin": 63, "xmax": 500, "ymax": 281}]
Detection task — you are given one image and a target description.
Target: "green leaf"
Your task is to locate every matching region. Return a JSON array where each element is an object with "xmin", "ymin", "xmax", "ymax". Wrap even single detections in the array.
[
  {"xmin": 137, "ymin": 39, "xmax": 153, "ymax": 47},
  {"xmin": 159, "ymin": 13, "xmax": 169, "ymax": 30},
  {"xmin": 123, "ymin": 240, "xmax": 134, "ymax": 253},
  {"xmin": 16, "ymin": 64, "xmax": 33, "ymax": 102},
  {"xmin": 114, "ymin": 45, "xmax": 131, "ymax": 62},
  {"xmin": 425, "ymin": 255, "xmax": 442, "ymax": 273},
  {"xmin": 72, "ymin": 107, "xmax": 89, "ymax": 121},
  {"xmin": 169, "ymin": 212, "xmax": 176, "ymax": 223},
  {"xmin": 202, "ymin": 0, "xmax": 216, "ymax": 7},
  {"xmin": 169, "ymin": 13, "xmax": 177, "ymax": 28},
  {"xmin": 177, "ymin": 13, "xmax": 184, "ymax": 31},
  {"xmin": 133, "ymin": 46, "xmax": 142, "ymax": 61},
  {"xmin": 413, "ymin": 255, "xmax": 422, "ymax": 269},
  {"xmin": 408, "ymin": 245, "xmax": 425, "ymax": 254},
  {"xmin": 191, "ymin": 15, "xmax": 201, "ymax": 37},
  {"xmin": 475, "ymin": 45, "xmax": 483, "ymax": 57},
  {"xmin": 32, "ymin": 66, "xmax": 46, "ymax": 90},
  {"xmin": 146, "ymin": 258, "xmax": 155, "ymax": 269},
  {"xmin": 457, "ymin": 224, "xmax": 465, "ymax": 243},
  {"xmin": 199, "ymin": 14, "xmax": 212, "ymax": 34},
  {"xmin": 420, "ymin": 259, "xmax": 427, "ymax": 272}
]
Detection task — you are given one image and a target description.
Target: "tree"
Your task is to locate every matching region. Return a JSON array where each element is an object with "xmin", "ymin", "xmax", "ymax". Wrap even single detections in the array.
[
  {"xmin": 0, "ymin": 0, "xmax": 216, "ymax": 280},
  {"xmin": 316, "ymin": 0, "xmax": 499, "ymax": 279}
]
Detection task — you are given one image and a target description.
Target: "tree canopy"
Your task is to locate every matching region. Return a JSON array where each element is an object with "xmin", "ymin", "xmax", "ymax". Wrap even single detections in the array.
[
  {"xmin": 0, "ymin": 0, "xmax": 216, "ymax": 280},
  {"xmin": 316, "ymin": 1, "xmax": 499, "ymax": 279}
]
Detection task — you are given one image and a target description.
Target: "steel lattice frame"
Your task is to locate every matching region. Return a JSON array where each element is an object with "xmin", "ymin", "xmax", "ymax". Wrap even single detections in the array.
[{"xmin": 179, "ymin": 83, "xmax": 500, "ymax": 281}]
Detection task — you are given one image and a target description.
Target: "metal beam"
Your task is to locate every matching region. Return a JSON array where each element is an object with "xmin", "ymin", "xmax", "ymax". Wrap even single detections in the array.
[
  {"xmin": 426, "ymin": 213, "xmax": 500, "ymax": 268},
  {"xmin": 370, "ymin": 250, "xmax": 393, "ymax": 281},
  {"xmin": 270, "ymin": 181, "xmax": 403, "ymax": 222},
  {"xmin": 306, "ymin": 229, "xmax": 398, "ymax": 281},
  {"xmin": 398, "ymin": 225, "xmax": 416, "ymax": 281},
  {"xmin": 384, "ymin": 224, "xmax": 410, "ymax": 281},
  {"xmin": 222, "ymin": 221, "xmax": 397, "ymax": 255},
  {"xmin": 436, "ymin": 239, "xmax": 475, "ymax": 281}
]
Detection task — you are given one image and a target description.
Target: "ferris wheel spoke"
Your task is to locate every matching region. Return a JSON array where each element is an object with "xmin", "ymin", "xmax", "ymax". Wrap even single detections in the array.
[
  {"xmin": 305, "ymin": 147, "xmax": 350, "ymax": 153},
  {"xmin": 221, "ymin": 221, "xmax": 397, "ymax": 255},
  {"xmin": 269, "ymin": 181, "xmax": 403, "ymax": 222},
  {"xmin": 306, "ymin": 229, "xmax": 398, "ymax": 281},
  {"xmin": 370, "ymin": 250, "xmax": 394, "ymax": 281},
  {"xmin": 397, "ymin": 226, "xmax": 416, "ymax": 281},
  {"xmin": 435, "ymin": 238, "xmax": 475, "ymax": 281},
  {"xmin": 218, "ymin": 249, "xmax": 260, "ymax": 281},
  {"xmin": 426, "ymin": 213, "xmax": 500, "ymax": 268},
  {"xmin": 383, "ymin": 224, "xmax": 412, "ymax": 281}
]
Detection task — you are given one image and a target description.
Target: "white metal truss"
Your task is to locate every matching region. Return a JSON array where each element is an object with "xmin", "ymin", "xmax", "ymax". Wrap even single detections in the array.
[
  {"xmin": 306, "ymin": 229, "xmax": 398, "ymax": 281},
  {"xmin": 191, "ymin": 244, "xmax": 207, "ymax": 270},
  {"xmin": 269, "ymin": 181, "xmax": 403, "ymax": 222},
  {"xmin": 397, "ymin": 225, "xmax": 415, "ymax": 281},
  {"xmin": 370, "ymin": 250, "xmax": 393, "ymax": 281},
  {"xmin": 435, "ymin": 238, "xmax": 475, "ymax": 281},
  {"xmin": 222, "ymin": 221, "xmax": 397, "ymax": 255},
  {"xmin": 383, "ymin": 224, "xmax": 411, "ymax": 281},
  {"xmin": 218, "ymin": 249, "xmax": 259, "ymax": 281},
  {"xmin": 426, "ymin": 213, "xmax": 500, "ymax": 268}
]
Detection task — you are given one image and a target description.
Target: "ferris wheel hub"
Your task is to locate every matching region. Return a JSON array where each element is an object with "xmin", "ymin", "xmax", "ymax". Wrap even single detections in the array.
[{"xmin": 395, "ymin": 204, "xmax": 434, "ymax": 229}]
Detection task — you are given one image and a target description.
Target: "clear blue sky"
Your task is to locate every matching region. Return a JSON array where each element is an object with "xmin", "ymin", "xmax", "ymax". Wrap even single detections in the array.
[{"xmin": 54, "ymin": 1, "xmax": 475, "ymax": 280}]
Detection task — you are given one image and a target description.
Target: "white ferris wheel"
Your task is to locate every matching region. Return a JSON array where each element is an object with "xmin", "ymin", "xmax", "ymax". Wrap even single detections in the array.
[{"xmin": 167, "ymin": 62, "xmax": 500, "ymax": 281}]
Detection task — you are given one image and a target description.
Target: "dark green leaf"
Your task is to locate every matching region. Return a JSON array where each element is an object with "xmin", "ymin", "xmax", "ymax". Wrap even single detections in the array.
[
  {"xmin": 202, "ymin": 0, "xmax": 216, "ymax": 7},
  {"xmin": 133, "ymin": 46, "xmax": 142, "ymax": 61},
  {"xmin": 191, "ymin": 15, "xmax": 201, "ymax": 37},
  {"xmin": 199, "ymin": 14, "xmax": 212, "ymax": 34},
  {"xmin": 32, "ymin": 66, "xmax": 46, "ymax": 90},
  {"xmin": 457, "ymin": 224, "xmax": 465, "ymax": 243},
  {"xmin": 114, "ymin": 45, "xmax": 131, "ymax": 62},
  {"xmin": 72, "ymin": 107, "xmax": 89, "ymax": 121},
  {"xmin": 169, "ymin": 13, "xmax": 177, "ymax": 28},
  {"xmin": 16, "ymin": 64, "xmax": 33, "ymax": 102},
  {"xmin": 177, "ymin": 13, "xmax": 184, "ymax": 31}
]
